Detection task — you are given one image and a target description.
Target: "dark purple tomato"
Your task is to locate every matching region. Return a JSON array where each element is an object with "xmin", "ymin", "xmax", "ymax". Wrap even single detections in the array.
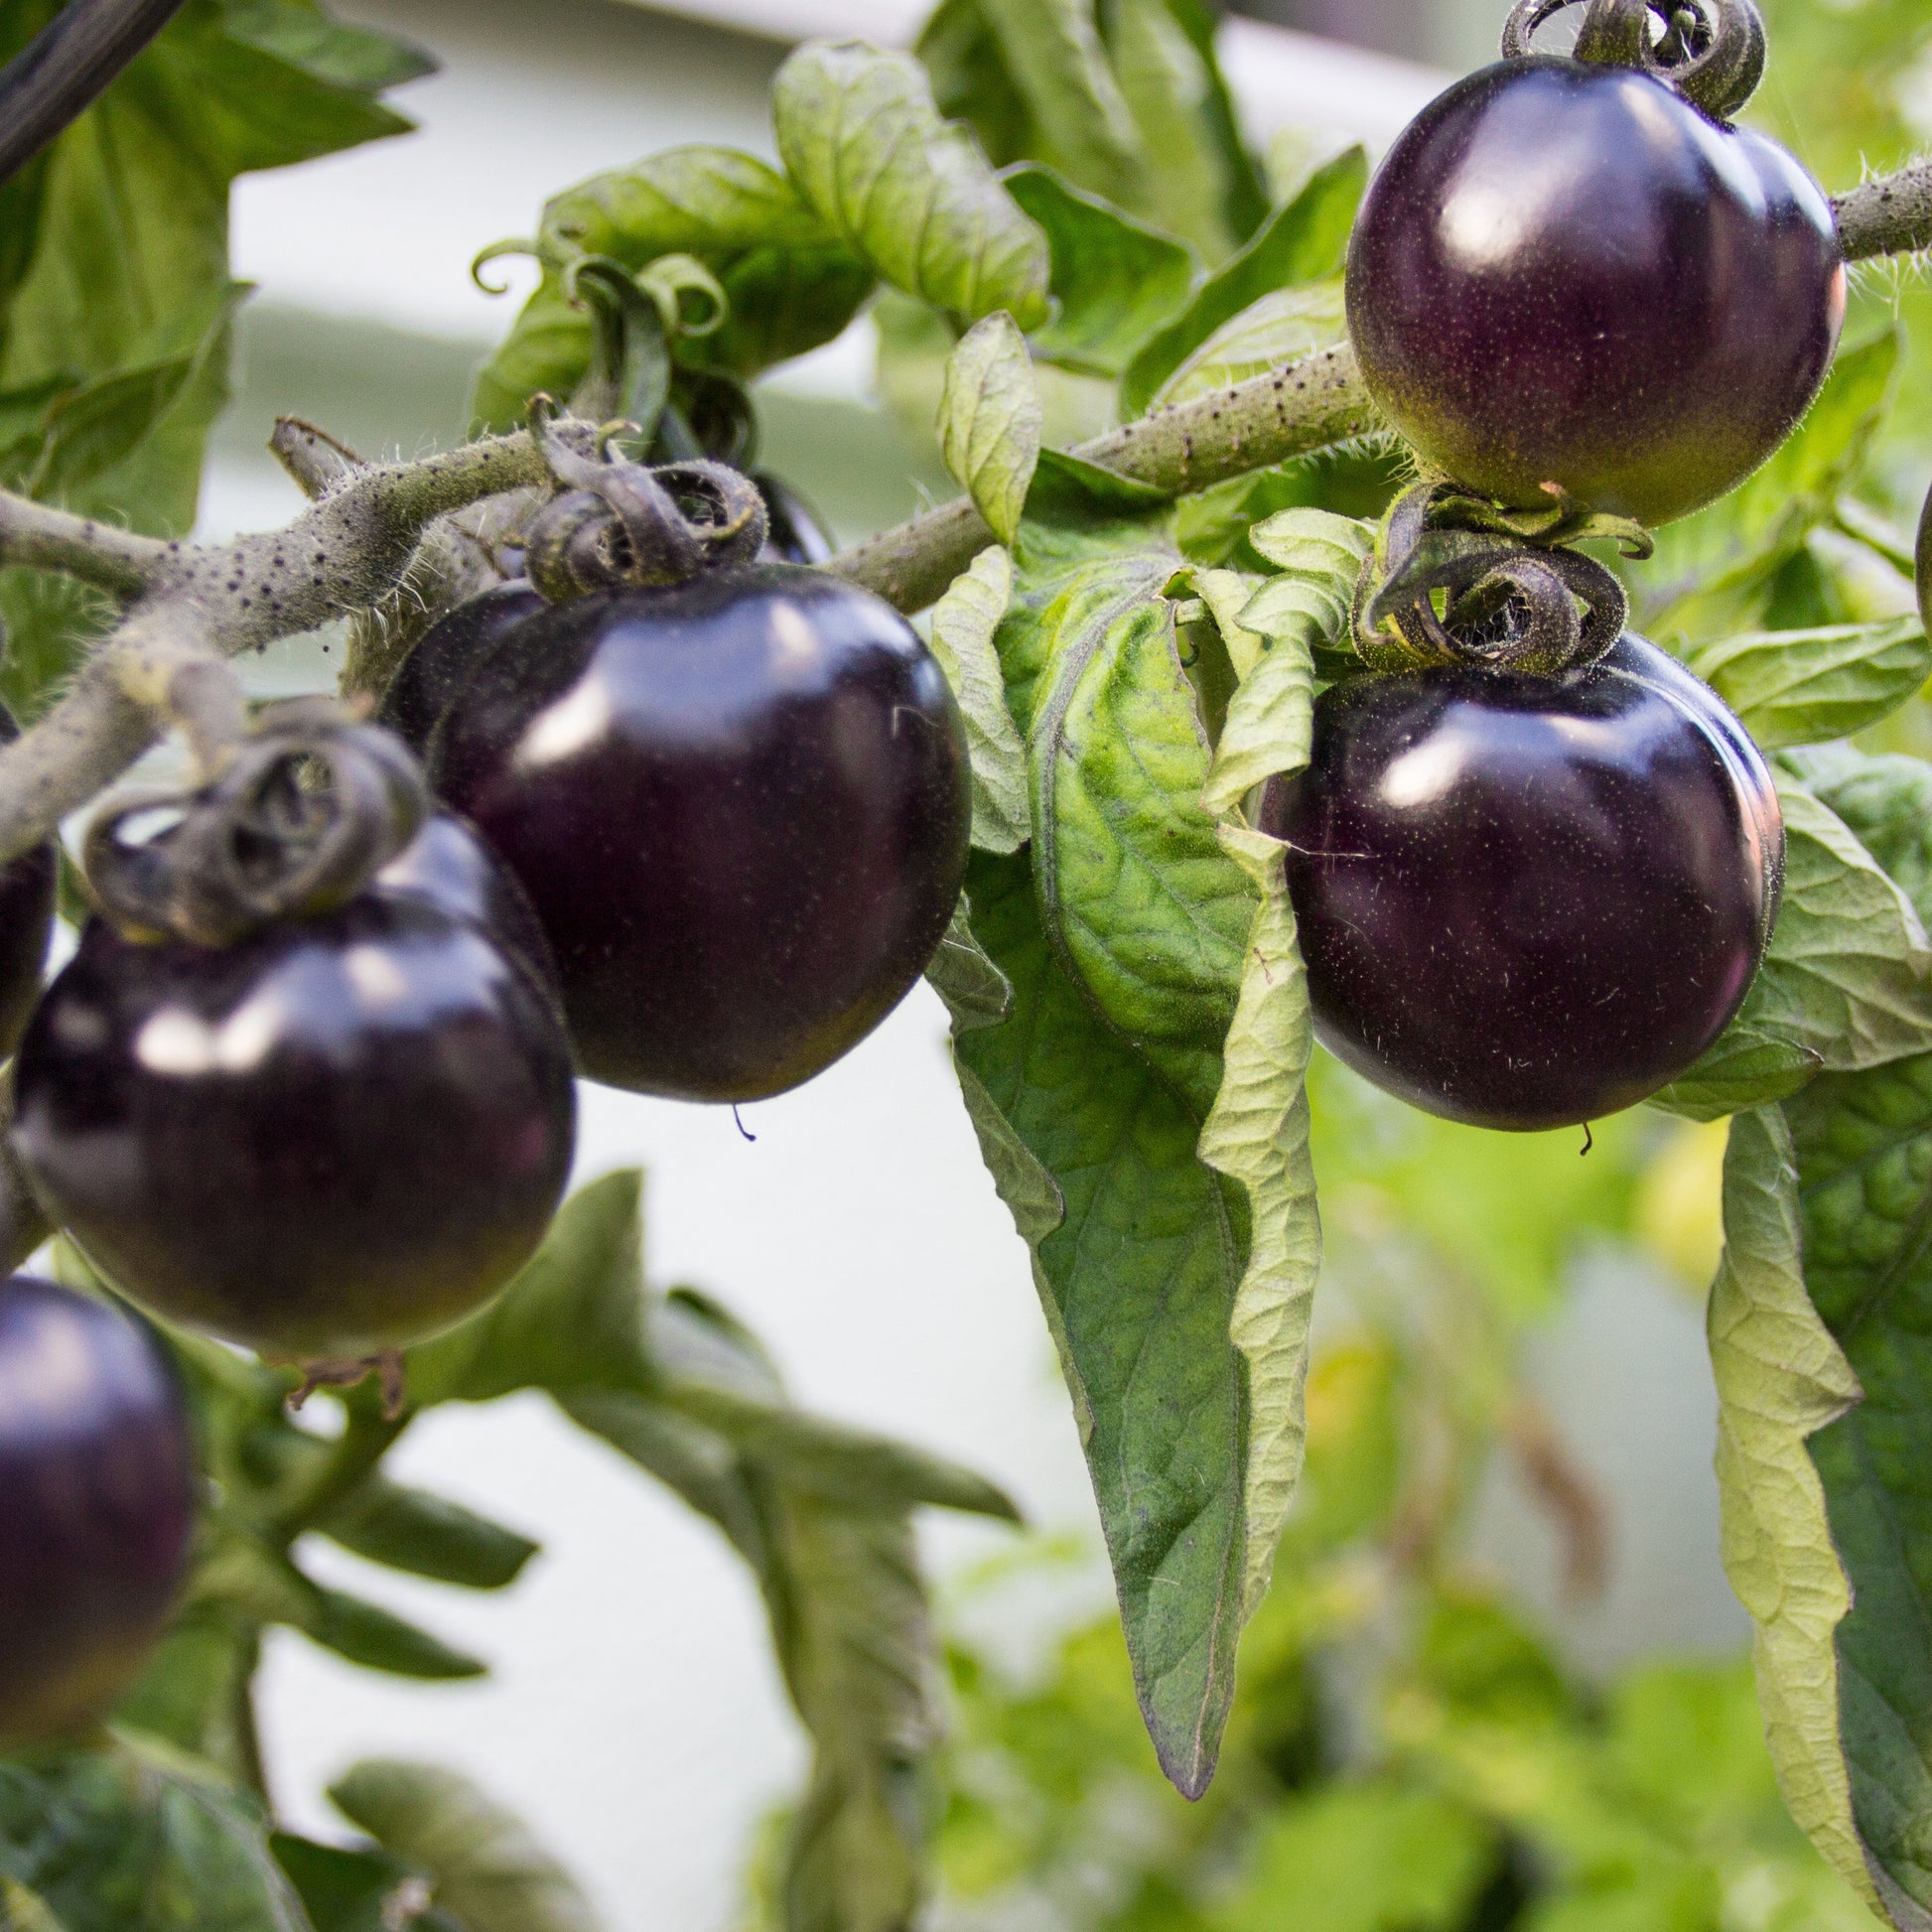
[
  {"xmin": 434, "ymin": 563, "xmax": 970, "ymax": 1101},
  {"xmin": 372, "ymin": 807, "xmax": 561, "ymax": 1004},
  {"xmin": 756, "ymin": 472, "xmax": 836, "ymax": 565},
  {"xmin": 1346, "ymin": 58, "xmax": 1845, "ymax": 527},
  {"xmin": 1260, "ymin": 634, "xmax": 1782, "ymax": 1129},
  {"xmin": 378, "ymin": 583, "xmax": 548, "ymax": 757},
  {"xmin": 0, "ymin": 703, "xmax": 56, "ymax": 1058},
  {"xmin": 0, "ymin": 1276, "xmax": 196, "ymax": 1745},
  {"xmin": 12, "ymin": 894, "xmax": 575, "ymax": 1360}
]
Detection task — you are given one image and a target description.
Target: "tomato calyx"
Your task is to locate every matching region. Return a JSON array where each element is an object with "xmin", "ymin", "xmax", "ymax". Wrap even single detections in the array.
[
  {"xmin": 1351, "ymin": 479, "xmax": 1652, "ymax": 677},
  {"xmin": 520, "ymin": 394, "xmax": 768, "ymax": 599},
  {"xmin": 84, "ymin": 699, "xmax": 427, "ymax": 946},
  {"xmin": 1502, "ymin": 0, "xmax": 1765, "ymax": 121}
]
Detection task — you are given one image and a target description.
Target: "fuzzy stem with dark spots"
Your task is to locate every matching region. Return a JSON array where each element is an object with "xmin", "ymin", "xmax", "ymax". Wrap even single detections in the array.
[{"xmin": 1834, "ymin": 156, "xmax": 1932, "ymax": 263}]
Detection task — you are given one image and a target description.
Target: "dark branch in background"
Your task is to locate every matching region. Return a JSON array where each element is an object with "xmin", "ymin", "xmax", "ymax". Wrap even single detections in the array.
[
  {"xmin": 0, "ymin": 0, "xmax": 189, "ymax": 189},
  {"xmin": 1835, "ymin": 157, "xmax": 1932, "ymax": 262}
]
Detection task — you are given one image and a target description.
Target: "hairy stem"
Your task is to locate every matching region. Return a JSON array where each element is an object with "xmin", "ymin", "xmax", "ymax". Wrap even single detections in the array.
[
  {"xmin": 1835, "ymin": 156, "xmax": 1932, "ymax": 263},
  {"xmin": 0, "ymin": 0, "xmax": 189, "ymax": 188},
  {"xmin": 828, "ymin": 343, "xmax": 1377, "ymax": 612},
  {"xmin": 0, "ymin": 430, "xmax": 550, "ymax": 865},
  {"xmin": 0, "ymin": 493, "xmax": 166, "ymax": 594}
]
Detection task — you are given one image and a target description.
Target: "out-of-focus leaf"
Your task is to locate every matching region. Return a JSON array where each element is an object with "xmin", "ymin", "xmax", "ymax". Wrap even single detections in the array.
[
  {"xmin": 968, "ymin": 0, "xmax": 1147, "ymax": 212},
  {"xmin": 1002, "ymin": 163, "xmax": 1195, "ymax": 376},
  {"xmin": 329, "ymin": 1761, "xmax": 605, "ymax": 1932},
  {"xmin": 1151, "ymin": 280, "xmax": 1345, "ymax": 410},
  {"xmin": 927, "ymin": 546, "xmax": 1030, "ymax": 851},
  {"xmin": 916, "ymin": 0, "xmax": 1034, "ymax": 170},
  {"xmin": 303, "ymin": 1588, "xmax": 486, "ymax": 1683},
  {"xmin": 0, "ymin": 1733, "xmax": 308, "ymax": 1932},
  {"xmin": 0, "ymin": 1876, "xmax": 64, "ymax": 1932},
  {"xmin": 319, "ymin": 1479, "xmax": 538, "ymax": 1592},
  {"xmin": 772, "ymin": 42, "xmax": 1049, "ymax": 328},
  {"xmin": 1688, "ymin": 617, "xmax": 1931, "ymax": 750},
  {"xmin": 938, "ymin": 312, "xmax": 1040, "ymax": 546},
  {"xmin": 1217, "ymin": 1781, "xmax": 1492, "ymax": 1932},
  {"xmin": 270, "ymin": 1834, "xmax": 464, "ymax": 1932},
  {"xmin": 470, "ymin": 272, "xmax": 591, "ymax": 434},
  {"xmin": 1707, "ymin": 1105, "xmax": 1876, "ymax": 1915},
  {"xmin": 1119, "ymin": 148, "xmax": 1365, "ymax": 418}
]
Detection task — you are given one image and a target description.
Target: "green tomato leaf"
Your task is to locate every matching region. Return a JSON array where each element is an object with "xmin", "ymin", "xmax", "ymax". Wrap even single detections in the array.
[
  {"xmin": 469, "ymin": 272, "xmax": 592, "ymax": 434},
  {"xmin": 1001, "ymin": 163, "xmax": 1195, "ymax": 377},
  {"xmin": 1103, "ymin": 0, "xmax": 1239, "ymax": 260},
  {"xmin": 1151, "ymin": 279, "xmax": 1346, "ymax": 411},
  {"xmin": 405, "ymin": 1171, "xmax": 651, "ymax": 1405},
  {"xmin": 938, "ymin": 312, "xmax": 1041, "ymax": 546},
  {"xmin": 941, "ymin": 527, "xmax": 1323, "ymax": 1793},
  {"xmin": 772, "ymin": 41, "xmax": 1049, "ymax": 329},
  {"xmin": 303, "ymin": 1587, "xmax": 486, "ymax": 1683},
  {"xmin": 1708, "ymin": 1105, "xmax": 1876, "ymax": 1916},
  {"xmin": 0, "ymin": 1876, "xmax": 64, "ymax": 1932},
  {"xmin": 271, "ymin": 1834, "xmax": 464, "ymax": 1932},
  {"xmin": 537, "ymin": 145, "xmax": 837, "ymax": 268},
  {"xmin": 1688, "ymin": 617, "xmax": 1932, "ymax": 750},
  {"xmin": 319, "ymin": 1478, "xmax": 539, "ymax": 1592},
  {"xmin": 1650, "ymin": 1028, "xmax": 1825, "ymax": 1122},
  {"xmin": 1783, "ymin": 747, "xmax": 1932, "ymax": 932},
  {"xmin": 916, "ymin": 0, "xmax": 1035, "ymax": 171},
  {"xmin": 1118, "ymin": 147, "xmax": 1365, "ymax": 419},
  {"xmin": 0, "ymin": 0, "xmax": 422, "ymax": 714},
  {"xmin": 927, "ymin": 545, "xmax": 1030, "ymax": 851},
  {"xmin": 329, "ymin": 1761, "xmax": 605, "ymax": 1932},
  {"xmin": 1667, "ymin": 778, "xmax": 1932, "ymax": 1110},
  {"xmin": 1783, "ymin": 1056, "xmax": 1932, "ymax": 1925},
  {"xmin": 0, "ymin": 1733, "xmax": 308, "ymax": 1932},
  {"xmin": 967, "ymin": 0, "xmax": 1148, "ymax": 212}
]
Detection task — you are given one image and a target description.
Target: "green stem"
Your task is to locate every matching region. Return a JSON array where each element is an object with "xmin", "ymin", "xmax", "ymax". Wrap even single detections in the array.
[{"xmin": 269, "ymin": 1402, "xmax": 410, "ymax": 1545}]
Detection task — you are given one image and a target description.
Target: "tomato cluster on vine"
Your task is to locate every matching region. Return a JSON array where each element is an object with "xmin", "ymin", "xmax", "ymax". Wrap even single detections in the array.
[{"xmin": 0, "ymin": 0, "xmax": 1844, "ymax": 1750}]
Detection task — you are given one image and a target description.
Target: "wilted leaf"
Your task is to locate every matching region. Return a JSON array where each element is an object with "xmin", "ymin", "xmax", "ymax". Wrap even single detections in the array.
[
  {"xmin": 927, "ymin": 546, "xmax": 1030, "ymax": 851},
  {"xmin": 1707, "ymin": 1106, "xmax": 1875, "ymax": 1915}
]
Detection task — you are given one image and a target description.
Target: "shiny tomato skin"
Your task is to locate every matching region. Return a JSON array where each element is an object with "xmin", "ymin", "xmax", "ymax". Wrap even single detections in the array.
[
  {"xmin": 0, "ymin": 1276, "xmax": 196, "ymax": 1746},
  {"xmin": 433, "ymin": 564, "xmax": 970, "ymax": 1102},
  {"xmin": 379, "ymin": 583, "xmax": 549, "ymax": 757},
  {"xmin": 12, "ymin": 895, "xmax": 575, "ymax": 1359},
  {"xmin": 1346, "ymin": 58, "xmax": 1845, "ymax": 527},
  {"xmin": 1260, "ymin": 634, "xmax": 1782, "ymax": 1129}
]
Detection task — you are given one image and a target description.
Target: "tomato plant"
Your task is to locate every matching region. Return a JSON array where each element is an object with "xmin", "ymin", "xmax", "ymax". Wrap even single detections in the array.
[{"xmin": 1, "ymin": 0, "xmax": 1931, "ymax": 1927}]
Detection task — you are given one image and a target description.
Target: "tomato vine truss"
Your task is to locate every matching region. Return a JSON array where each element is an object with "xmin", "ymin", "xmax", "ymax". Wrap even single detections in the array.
[{"xmin": 0, "ymin": 167, "xmax": 1919, "ymax": 898}]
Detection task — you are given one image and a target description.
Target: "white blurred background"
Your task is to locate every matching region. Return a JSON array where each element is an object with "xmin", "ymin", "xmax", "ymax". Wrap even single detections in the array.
[{"xmin": 192, "ymin": 3, "xmax": 1749, "ymax": 1924}]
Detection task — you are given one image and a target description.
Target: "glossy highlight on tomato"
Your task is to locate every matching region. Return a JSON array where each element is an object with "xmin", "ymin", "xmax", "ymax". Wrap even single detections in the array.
[
  {"xmin": 1346, "ymin": 57, "xmax": 1845, "ymax": 527},
  {"xmin": 433, "ymin": 562, "xmax": 971, "ymax": 1102},
  {"xmin": 1261, "ymin": 634, "xmax": 1782, "ymax": 1129},
  {"xmin": 0, "ymin": 1276, "xmax": 196, "ymax": 1746},
  {"xmin": 13, "ymin": 890, "xmax": 575, "ymax": 1361}
]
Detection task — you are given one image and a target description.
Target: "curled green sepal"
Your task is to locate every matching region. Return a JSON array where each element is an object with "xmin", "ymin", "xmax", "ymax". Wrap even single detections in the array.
[
  {"xmin": 1351, "ymin": 479, "xmax": 1632, "ymax": 677},
  {"xmin": 84, "ymin": 699, "xmax": 428, "ymax": 948},
  {"xmin": 471, "ymin": 237, "xmax": 538, "ymax": 296},
  {"xmin": 521, "ymin": 394, "xmax": 767, "ymax": 597},
  {"xmin": 564, "ymin": 255, "xmax": 676, "ymax": 441},
  {"xmin": 1501, "ymin": 0, "xmax": 1766, "ymax": 121}
]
